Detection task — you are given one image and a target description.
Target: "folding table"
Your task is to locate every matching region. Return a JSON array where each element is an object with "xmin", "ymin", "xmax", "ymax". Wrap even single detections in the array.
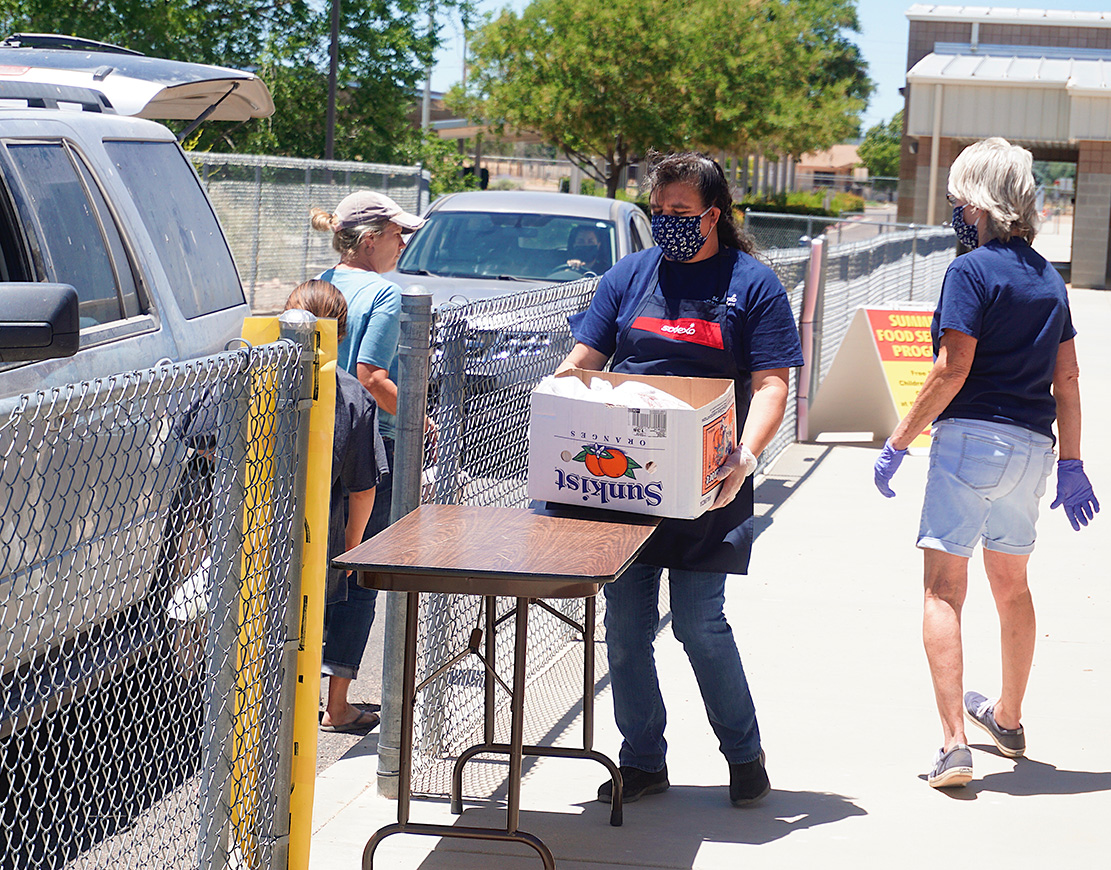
[{"xmin": 335, "ymin": 502, "xmax": 660, "ymax": 869}]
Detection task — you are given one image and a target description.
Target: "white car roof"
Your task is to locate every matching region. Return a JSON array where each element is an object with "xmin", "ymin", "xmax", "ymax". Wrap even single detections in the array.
[
  {"xmin": 0, "ymin": 43, "xmax": 273, "ymax": 121},
  {"xmin": 430, "ymin": 190, "xmax": 630, "ymax": 221}
]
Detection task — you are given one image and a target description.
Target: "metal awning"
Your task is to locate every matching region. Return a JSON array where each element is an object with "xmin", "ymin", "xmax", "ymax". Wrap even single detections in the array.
[
  {"xmin": 907, "ymin": 47, "xmax": 1111, "ymax": 93},
  {"xmin": 904, "ymin": 45, "xmax": 1111, "ymax": 145}
]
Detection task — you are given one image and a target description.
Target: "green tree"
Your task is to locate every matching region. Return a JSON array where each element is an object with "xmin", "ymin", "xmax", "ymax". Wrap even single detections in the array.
[
  {"xmin": 0, "ymin": 0, "xmax": 469, "ymax": 163},
  {"xmin": 858, "ymin": 110, "xmax": 904, "ymax": 179},
  {"xmin": 453, "ymin": 0, "xmax": 870, "ymax": 197},
  {"xmin": 1032, "ymin": 160, "xmax": 1076, "ymax": 186}
]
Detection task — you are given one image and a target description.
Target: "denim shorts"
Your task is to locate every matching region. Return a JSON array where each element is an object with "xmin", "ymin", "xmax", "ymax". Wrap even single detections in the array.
[{"xmin": 918, "ymin": 418, "xmax": 1056, "ymax": 558}]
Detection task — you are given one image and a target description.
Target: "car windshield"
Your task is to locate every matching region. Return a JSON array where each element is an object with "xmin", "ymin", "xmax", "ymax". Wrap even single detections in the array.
[{"xmin": 397, "ymin": 211, "xmax": 616, "ymax": 281}]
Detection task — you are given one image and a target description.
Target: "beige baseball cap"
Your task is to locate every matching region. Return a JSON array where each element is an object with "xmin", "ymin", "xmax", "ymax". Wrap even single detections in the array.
[{"xmin": 333, "ymin": 191, "xmax": 425, "ymax": 232}]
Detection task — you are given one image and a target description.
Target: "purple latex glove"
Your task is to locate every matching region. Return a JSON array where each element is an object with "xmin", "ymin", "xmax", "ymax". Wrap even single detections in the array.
[
  {"xmin": 873, "ymin": 439, "xmax": 907, "ymax": 498},
  {"xmin": 1050, "ymin": 459, "xmax": 1100, "ymax": 531}
]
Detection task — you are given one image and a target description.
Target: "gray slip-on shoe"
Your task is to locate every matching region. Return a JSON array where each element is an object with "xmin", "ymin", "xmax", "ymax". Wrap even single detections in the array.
[
  {"xmin": 927, "ymin": 744, "xmax": 973, "ymax": 788},
  {"xmin": 964, "ymin": 691, "xmax": 1025, "ymax": 757}
]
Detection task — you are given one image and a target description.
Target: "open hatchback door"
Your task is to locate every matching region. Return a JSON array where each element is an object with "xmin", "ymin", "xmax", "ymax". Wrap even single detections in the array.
[{"xmin": 0, "ymin": 33, "xmax": 274, "ymax": 136}]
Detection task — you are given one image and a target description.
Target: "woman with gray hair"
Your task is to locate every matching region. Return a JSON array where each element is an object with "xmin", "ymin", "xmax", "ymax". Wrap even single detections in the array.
[
  {"xmin": 309, "ymin": 192, "xmax": 425, "ymax": 716},
  {"xmin": 873, "ymin": 137, "xmax": 1099, "ymax": 788}
]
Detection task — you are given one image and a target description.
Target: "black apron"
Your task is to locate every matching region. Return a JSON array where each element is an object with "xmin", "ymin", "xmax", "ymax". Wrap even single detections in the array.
[{"xmin": 612, "ymin": 252, "xmax": 754, "ymax": 574}]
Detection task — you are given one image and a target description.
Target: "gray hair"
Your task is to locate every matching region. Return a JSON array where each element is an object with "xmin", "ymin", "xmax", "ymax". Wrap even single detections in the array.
[
  {"xmin": 309, "ymin": 206, "xmax": 392, "ymax": 258},
  {"xmin": 948, "ymin": 138, "xmax": 1039, "ymax": 244}
]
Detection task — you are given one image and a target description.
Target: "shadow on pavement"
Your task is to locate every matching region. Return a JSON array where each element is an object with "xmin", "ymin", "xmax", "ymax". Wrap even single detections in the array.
[
  {"xmin": 975, "ymin": 754, "xmax": 1111, "ymax": 797},
  {"xmin": 402, "ymin": 786, "xmax": 866, "ymax": 868},
  {"xmin": 754, "ymin": 443, "xmax": 836, "ymax": 540},
  {"xmin": 918, "ymin": 752, "xmax": 1111, "ymax": 801}
]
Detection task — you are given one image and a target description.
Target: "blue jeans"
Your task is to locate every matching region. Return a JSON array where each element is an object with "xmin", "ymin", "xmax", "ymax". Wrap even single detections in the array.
[
  {"xmin": 603, "ymin": 563, "xmax": 761, "ymax": 771},
  {"xmin": 322, "ymin": 572, "xmax": 377, "ymax": 679},
  {"xmin": 919, "ymin": 419, "xmax": 1055, "ymax": 557},
  {"xmin": 322, "ymin": 438, "xmax": 393, "ymax": 680}
]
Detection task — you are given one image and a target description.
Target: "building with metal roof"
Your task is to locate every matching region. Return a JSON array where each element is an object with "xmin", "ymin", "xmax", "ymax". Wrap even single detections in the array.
[{"xmin": 898, "ymin": 5, "xmax": 1111, "ymax": 287}]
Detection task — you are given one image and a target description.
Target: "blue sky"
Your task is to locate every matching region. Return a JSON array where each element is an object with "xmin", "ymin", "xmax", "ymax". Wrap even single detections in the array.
[{"xmin": 429, "ymin": 1, "xmax": 1111, "ymax": 134}]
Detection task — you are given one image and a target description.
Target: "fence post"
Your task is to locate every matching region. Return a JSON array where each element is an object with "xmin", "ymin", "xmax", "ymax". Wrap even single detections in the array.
[
  {"xmin": 811, "ymin": 238, "xmax": 829, "ymax": 417},
  {"xmin": 796, "ymin": 236, "xmax": 826, "ymax": 441},
  {"xmin": 275, "ymin": 311, "xmax": 324, "ymax": 870},
  {"xmin": 378, "ymin": 287, "xmax": 434, "ymax": 798},
  {"xmin": 909, "ymin": 225, "xmax": 919, "ymax": 302},
  {"xmin": 248, "ymin": 164, "xmax": 263, "ymax": 307},
  {"xmin": 198, "ymin": 349, "xmax": 252, "ymax": 870},
  {"xmin": 433, "ymin": 315, "xmax": 466, "ymax": 505},
  {"xmin": 302, "ymin": 166, "xmax": 313, "ymax": 280}
]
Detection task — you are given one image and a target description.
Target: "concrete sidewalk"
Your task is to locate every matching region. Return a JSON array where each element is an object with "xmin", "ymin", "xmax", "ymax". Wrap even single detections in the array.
[{"xmin": 309, "ymin": 288, "xmax": 1111, "ymax": 869}]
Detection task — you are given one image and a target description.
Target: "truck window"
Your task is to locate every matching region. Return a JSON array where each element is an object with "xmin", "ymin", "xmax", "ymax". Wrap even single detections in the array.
[
  {"xmin": 105, "ymin": 141, "xmax": 244, "ymax": 318},
  {"xmin": 5, "ymin": 142, "xmax": 140, "ymax": 327},
  {"xmin": 0, "ymin": 175, "xmax": 31, "ymax": 285}
]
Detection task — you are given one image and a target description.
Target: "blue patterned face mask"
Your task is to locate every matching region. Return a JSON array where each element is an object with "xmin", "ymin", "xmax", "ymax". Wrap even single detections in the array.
[
  {"xmin": 651, "ymin": 205, "xmax": 713, "ymax": 261},
  {"xmin": 951, "ymin": 204, "xmax": 980, "ymax": 249}
]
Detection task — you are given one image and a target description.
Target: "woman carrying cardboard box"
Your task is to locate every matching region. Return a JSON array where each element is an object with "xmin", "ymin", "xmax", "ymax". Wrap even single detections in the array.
[{"xmin": 557, "ymin": 152, "xmax": 804, "ymax": 807}]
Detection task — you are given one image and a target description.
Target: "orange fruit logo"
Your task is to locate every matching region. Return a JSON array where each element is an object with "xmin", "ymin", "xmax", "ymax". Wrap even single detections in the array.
[{"xmin": 573, "ymin": 444, "xmax": 642, "ymax": 479}]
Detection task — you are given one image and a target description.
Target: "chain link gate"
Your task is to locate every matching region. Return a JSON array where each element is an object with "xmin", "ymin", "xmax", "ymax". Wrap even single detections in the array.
[{"xmin": 1, "ymin": 339, "xmax": 310, "ymax": 870}]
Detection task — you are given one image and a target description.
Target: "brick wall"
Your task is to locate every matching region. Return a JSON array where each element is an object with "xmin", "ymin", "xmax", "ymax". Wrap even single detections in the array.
[
  {"xmin": 899, "ymin": 136, "xmax": 966, "ymax": 225},
  {"xmin": 980, "ymin": 24, "xmax": 1111, "ymax": 50},
  {"xmin": 1072, "ymin": 140, "xmax": 1111, "ymax": 288},
  {"xmin": 907, "ymin": 20, "xmax": 1111, "ymax": 70},
  {"xmin": 906, "ymin": 21, "xmax": 973, "ymax": 70}
]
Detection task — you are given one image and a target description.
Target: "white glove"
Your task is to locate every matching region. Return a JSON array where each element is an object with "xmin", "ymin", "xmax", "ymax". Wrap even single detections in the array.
[{"xmin": 709, "ymin": 444, "xmax": 757, "ymax": 510}]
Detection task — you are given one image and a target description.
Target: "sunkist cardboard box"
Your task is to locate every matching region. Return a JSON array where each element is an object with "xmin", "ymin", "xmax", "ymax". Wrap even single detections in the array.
[{"xmin": 527, "ymin": 368, "xmax": 737, "ymax": 519}]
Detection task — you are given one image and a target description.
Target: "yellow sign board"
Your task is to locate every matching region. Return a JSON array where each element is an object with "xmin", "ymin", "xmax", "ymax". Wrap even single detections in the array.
[{"xmin": 808, "ymin": 306, "xmax": 935, "ymax": 449}]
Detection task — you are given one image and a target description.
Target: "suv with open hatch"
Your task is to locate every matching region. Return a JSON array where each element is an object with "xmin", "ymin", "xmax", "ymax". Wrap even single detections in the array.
[{"xmin": 0, "ymin": 35, "xmax": 272, "ymax": 746}]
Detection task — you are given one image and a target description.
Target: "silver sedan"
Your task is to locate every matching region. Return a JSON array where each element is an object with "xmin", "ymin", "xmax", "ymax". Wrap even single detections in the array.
[{"xmin": 385, "ymin": 189, "xmax": 653, "ymax": 307}]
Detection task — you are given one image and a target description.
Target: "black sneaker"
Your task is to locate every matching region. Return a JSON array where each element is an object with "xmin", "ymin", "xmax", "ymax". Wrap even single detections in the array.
[
  {"xmin": 729, "ymin": 750, "xmax": 770, "ymax": 806},
  {"xmin": 597, "ymin": 765, "xmax": 669, "ymax": 803}
]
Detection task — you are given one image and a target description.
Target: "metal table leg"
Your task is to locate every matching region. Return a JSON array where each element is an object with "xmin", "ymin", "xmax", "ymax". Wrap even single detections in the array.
[
  {"xmin": 451, "ymin": 595, "xmax": 623, "ymax": 827},
  {"xmin": 363, "ymin": 592, "xmax": 555, "ymax": 870}
]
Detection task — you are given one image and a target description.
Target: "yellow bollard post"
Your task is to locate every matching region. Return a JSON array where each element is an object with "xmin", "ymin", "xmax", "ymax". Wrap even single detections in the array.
[
  {"xmin": 287, "ymin": 319, "xmax": 337, "ymax": 870},
  {"xmin": 232, "ymin": 317, "xmax": 283, "ymax": 867}
]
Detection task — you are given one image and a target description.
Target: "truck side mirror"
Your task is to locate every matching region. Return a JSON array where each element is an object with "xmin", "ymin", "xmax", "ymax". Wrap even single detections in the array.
[{"xmin": 0, "ymin": 283, "xmax": 80, "ymax": 362}]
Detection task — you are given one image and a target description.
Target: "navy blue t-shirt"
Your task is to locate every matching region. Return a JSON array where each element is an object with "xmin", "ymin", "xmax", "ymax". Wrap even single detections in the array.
[
  {"xmin": 328, "ymin": 367, "xmax": 389, "ymax": 603},
  {"xmin": 934, "ymin": 237, "xmax": 1075, "ymax": 440},
  {"xmin": 570, "ymin": 247, "xmax": 804, "ymax": 375}
]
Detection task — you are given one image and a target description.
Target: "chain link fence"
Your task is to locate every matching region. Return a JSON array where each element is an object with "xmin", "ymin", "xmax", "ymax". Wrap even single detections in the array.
[
  {"xmin": 815, "ymin": 227, "xmax": 953, "ymax": 387},
  {"xmin": 404, "ymin": 226, "xmax": 955, "ymax": 797},
  {"xmin": 192, "ymin": 153, "xmax": 429, "ymax": 315},
  {"xmin": 408, "ymin": 279, "xmax": 599, "ymax": 796},
  {"xmin": 1, "ymin": 341, "xmax": 309, "ymax": 870},
  {"xmin": 744, "ymin": 210, "xmax": 911, "ymax": 251}
]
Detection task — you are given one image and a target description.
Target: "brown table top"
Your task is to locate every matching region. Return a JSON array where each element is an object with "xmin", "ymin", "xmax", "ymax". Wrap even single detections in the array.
[{"xmin": 335, "ymin": 503, "xmax": 661, "ymax": 599}]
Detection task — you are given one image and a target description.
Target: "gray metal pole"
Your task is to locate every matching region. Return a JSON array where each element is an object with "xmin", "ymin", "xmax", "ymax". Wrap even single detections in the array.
[
  {"xmin": 248, "ymin": 164, "xmax": 263, "ymax": 306},
  {"xmin": 910, "ymin": 225, "xmax": 919, "ymax": 302},
  {"xmin": 421, "ymin": 7, "xmax": 434, "ymax": 133},
  {"xmin": 432, "ymin": 316, "xmax": 465, "ymax": 505},
  {"xmin": 326, "ymin": 0, "xmax": 340, "ymax": 161},
  {"xmin": 808, "ymin": 238, "xmax": 829, "ymax": 405},
  {"xmin": 378, "ymin": 287, "xmax": 433, "ymax": 798}
]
